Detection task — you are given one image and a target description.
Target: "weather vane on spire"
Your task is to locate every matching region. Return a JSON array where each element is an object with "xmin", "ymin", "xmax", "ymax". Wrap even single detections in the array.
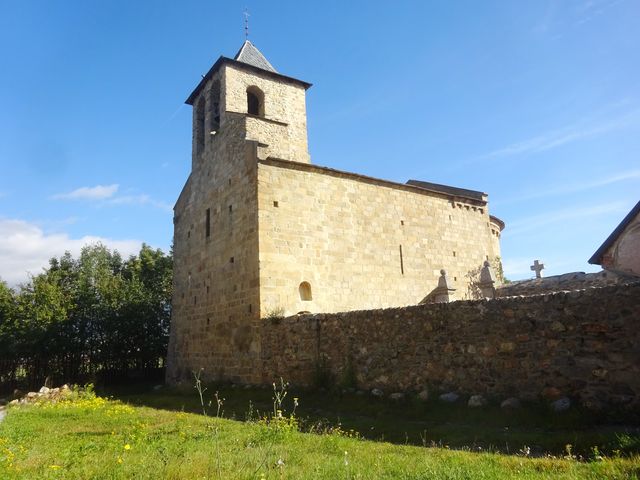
[{"xmin": 244, "ymin": 8, "xmax": 250, "ymax": 40}]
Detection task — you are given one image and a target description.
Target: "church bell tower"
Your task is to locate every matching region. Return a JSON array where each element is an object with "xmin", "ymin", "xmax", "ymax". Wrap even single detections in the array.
[
  {"xmin": 185, "ymin": 40, "xmax": 312, "ymax": 171},
  {"xmin": 167, "ymin": 40, "xmax": 312, "ymax": 385}
]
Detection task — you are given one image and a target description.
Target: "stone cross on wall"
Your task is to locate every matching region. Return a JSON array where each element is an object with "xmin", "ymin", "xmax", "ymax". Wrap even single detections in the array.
[{"xmin": 530, "ymin": 259, "xmax": 545, "ymax": 279}]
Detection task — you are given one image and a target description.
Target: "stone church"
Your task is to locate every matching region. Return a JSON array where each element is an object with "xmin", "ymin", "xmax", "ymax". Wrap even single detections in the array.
[{"xmin": 166, "ymin": 41, "xmax": 504, "ymax": 383}]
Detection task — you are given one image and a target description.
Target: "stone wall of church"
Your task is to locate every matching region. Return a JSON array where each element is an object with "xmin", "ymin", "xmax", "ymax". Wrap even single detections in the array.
[
  {"xmin": 601, "ymin": 209, "xmax": 640, "ymax": 277},
  {"xmin": 224, "ymin": 65, "xmax": 310, "ymax": 164},
  {"xmin": 166, "ymin": 117, "xmax": 263, "ymax": 385},
  {"xmin": 260, "ymin": 283, "xmax": 640, "ymax": 409},
  {"xmin": 256, "ymin": 159, "xmax": 500, "ymax": 317}
]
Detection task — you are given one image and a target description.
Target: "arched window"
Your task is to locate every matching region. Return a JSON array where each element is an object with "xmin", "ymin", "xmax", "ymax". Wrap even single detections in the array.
[
  {"xmin": 299, "ymin": 281, "xmax": 312, "ymax": 301},
  {"xmin": 246, "ymin": 86, "xmax": 264, "ymax": 116},
  {"xmin": 195, "ymin": 98, "xmax": 205, "ymax": 154}
]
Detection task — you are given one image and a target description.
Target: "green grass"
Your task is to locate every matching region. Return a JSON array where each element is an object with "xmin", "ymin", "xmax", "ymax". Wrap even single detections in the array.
[
  {"xmin": 0, "ymin": 388, "xmax": 639, "ymax": 479},
  {"xmin": 105, "ymin": 382, "xmax": 640, "ymax": 458}
]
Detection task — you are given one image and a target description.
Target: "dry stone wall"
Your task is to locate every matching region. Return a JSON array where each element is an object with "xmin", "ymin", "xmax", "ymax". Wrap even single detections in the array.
[{"xmin": 260, "ymin": 283, "xmax": 640, "ymax": 409}]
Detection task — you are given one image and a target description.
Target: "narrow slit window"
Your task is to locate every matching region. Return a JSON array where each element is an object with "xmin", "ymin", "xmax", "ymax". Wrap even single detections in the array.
[
  {"xmin": 205, "ymin": 208, "xmax": 211, "ymax": 238},
  {"xmin": 399, "ymin": 245, "xmax": 404, "ymax": 275},
  {"xmin": 195, "ymin": 98, "xmax": 205, "ymax": 155}
]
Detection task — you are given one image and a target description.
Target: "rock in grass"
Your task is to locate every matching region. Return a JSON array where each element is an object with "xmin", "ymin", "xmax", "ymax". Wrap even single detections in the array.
[
  {"xmin": 371, "ymin": 388, "xmax": 384, "ymax": 398},
  {"xmin": 418, "ymin": 389, "xmax": 429, "ymax": 401},
  {"xmin": 39, "ymin": 386, "xmax": 50, "ymax": 394},
  {"xmin": 439, "ymin": 392, "xmax": 459, "ymax": 403},
  {"xmin": 551, "ymin": 397, "xmax": 571, "ymax": 412},
  {"xmin": 390, "ymin": 392, "xmax": 405, "ymax": 401},
  {"xmin": 500, "ymin": 397, "xmax": 521, "ymax": 409},
  {"xmin": 468, "ymin": 395, "xmax": 487, "ymax": 407}
]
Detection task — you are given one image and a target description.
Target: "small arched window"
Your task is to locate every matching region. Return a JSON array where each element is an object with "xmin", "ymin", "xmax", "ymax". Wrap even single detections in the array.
[
  {"xmin": 247, "ymin": 86, "xmax": 264, "ymax": 117},
  {"xmin": 299, "ymin": 281, "xmax": 312, "ymax": 301}
]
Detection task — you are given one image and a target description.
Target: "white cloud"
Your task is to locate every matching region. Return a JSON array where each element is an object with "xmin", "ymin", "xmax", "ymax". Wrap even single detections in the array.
[
  {"xmin": 496, "ymin": 169, "xmax": 640, "ymax": 205},
  {"xmin": 505, "ymin": 201, "xmax": 627, "ymax": 237},
  {"xmin": 107, "ymin": 194, "xmax": 173, "ymax": 213},
  {"xmin": 51, "ymin": 184, "xmax": 172, "ymax": 214},
  {"xmin": 0, "ymin": 218, "xmax": 143, "ymax": 287},
  {"xmin": 53, "ymin": 184, "xmax": 119, "ymax": 200},
  {"xmin": 472, "ymin": 108, "xmax": 640, "ymax": 163}
]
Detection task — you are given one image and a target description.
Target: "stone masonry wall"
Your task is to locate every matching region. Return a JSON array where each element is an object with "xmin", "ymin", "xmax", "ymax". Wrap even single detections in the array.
[
  {"xmin": 261, "ymin": 283, "xmax": 640, "ymax": 409},
  {"xmin": 167, "ymin": 119, "xmax": 262, "ymax": 385},
  {"xmin": 225, "ymin": 64, "xmax": 309, "ymax": 164},
  {"xmin": 257, "ymin": 159, "xmax": 500, "ymax": 316}
]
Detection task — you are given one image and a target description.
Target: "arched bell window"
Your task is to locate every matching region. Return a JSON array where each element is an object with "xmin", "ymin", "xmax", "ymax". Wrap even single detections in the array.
[{"xmin": 246, "ymin": 86, "xmax": 264, "ymax": 117}]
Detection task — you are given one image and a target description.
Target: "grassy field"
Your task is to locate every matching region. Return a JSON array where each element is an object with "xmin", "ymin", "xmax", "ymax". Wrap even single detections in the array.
[
  {"xmin": 0, "ymin": 385, "xmax": 639, "ymax": 479},
  {"xmin": 106, "ymin": 382, "xmax": 640, "ymax": 458}
]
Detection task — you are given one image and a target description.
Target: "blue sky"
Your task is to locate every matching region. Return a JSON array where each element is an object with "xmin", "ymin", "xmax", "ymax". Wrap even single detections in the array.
[{"xmin": 0, "ymin": 0, "xmax": 638, "ymax": 286}]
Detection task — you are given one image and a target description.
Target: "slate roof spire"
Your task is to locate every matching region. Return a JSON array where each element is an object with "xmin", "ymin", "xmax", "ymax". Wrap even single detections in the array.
[{"xmin": 234, "ymin": 40, "xmax": 277, "ymax": 73}]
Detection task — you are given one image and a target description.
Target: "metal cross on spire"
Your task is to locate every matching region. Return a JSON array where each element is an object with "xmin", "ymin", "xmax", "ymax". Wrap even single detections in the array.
[{"xmin": 244, "ymin": 9, "xmax": 250, "ymax": 39}]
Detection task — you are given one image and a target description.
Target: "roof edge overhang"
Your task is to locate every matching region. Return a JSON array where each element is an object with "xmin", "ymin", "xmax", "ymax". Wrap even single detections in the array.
[
  {"xmin": 260, "ymin": 157, "xmax": 489, "ymax": 206},
  {"xmin": 588, "ymin": 200, "xmax": 640, "ymax": 265},
  {"xmin": 185, "ymin": 56, "xmax": 312, "ymax": 105},
  {"xmin": 489, "ymin": 215, "xmax": 505, "ymax": 231},
  {"xmin": 406, "ymin": 179, "xmax": 487, "ymax": 202}
]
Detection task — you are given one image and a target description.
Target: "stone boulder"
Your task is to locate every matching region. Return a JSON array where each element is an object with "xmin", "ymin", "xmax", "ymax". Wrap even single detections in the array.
[
  {"xmin": 389, "ymin": 392, "xmax": 405, "ymax": 401},
  {"xmin": 418, "ymin": 389, "xmax": 429, "ymax": 402},
  {"xmin": 439, "ymin": 392, "xmax": 459, "ymax": 403},
  {"xmin": 371, "ymin": 388, "xmax": 384, "ymax": 398},
  {"xmin": 551, "ymin": 397, "xmax": 571, "ymax": 412},
  {"xmin": 500, "ymin": 397, "xmax": 521, "ymax": 410},
  {"xmin": 468, "ymin": 395, "xmax": 487, "ymax": 407}
]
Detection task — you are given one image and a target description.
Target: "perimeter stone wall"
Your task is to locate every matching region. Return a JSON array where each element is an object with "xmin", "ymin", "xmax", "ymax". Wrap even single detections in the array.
[{"xmin": 260, "ymin": 283, "xmax": 640, "ymax": 409}]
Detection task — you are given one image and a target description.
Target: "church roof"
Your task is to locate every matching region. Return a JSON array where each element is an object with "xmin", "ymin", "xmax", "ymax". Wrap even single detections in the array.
[
  {"xmin": 185, "ymin": 42, "xmax": 311, "ymax": 105},
  {"xmin": 406, "ymin": 179, "xmax": 486, "ymax": 202},
  {"xmin": 589, "ymin": 199, "xmax": 640, "ymax": 265},
  {"xmin": 234, "ymin": 40, "xmax": 277, "ymax": 73}
]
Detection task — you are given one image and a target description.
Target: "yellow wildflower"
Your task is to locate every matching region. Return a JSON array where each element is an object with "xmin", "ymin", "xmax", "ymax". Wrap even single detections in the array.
[{"xmin": 123, "ymin": 444, "xmax": 131, "ymax": 450}]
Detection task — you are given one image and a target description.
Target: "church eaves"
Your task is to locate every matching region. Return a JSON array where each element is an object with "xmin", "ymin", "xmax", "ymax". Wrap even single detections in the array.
[{"xmin": 234, "ymin": 40, "xmax": 277, "ymax": 73}]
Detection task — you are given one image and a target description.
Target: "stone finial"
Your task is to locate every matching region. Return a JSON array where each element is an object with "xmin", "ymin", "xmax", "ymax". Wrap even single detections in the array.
[
  {"xmin": 479, "ymin": 261, "xmax": 496, "ymax": 299},
  {"xmin": 438, "ymin": 269, "xmax": 452, "ymax": 289},
  {"xmin": 434, "ymin": 269, "xmax": 456, "ymax": 303}
]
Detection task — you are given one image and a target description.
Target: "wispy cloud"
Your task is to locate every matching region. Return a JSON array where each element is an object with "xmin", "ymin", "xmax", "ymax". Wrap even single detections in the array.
[
  {"xmin": 533, "ymin": 1, "xmax": 558, "ymax": 33},
  {"xmin": 107, "ymin": 194, "xmax": 173, "ymax": 214},
  {"xmin": 505, "ymin": 201, "xmax": 627, "ymax": 236},
  {"xmin": 53, "ymin": 184, "xmax": 119, "ymax": 200},
  {"xmin": 576, "ymin": 0, "xmax": 626, "ymax": 25},
  {"xmin": 472, "ymin": 109, "xmax": 639, "ymax": 163},
  {"xmin": 52, "ymin": 184, "xmax": 172, "ymax": 214},
  {"xmin": 496, "ymin": 169, "xmax": 640, "ymax": 205},
  {"xmin": 0, "ymin": 218, "xmax": 143, "ymax": 287}
]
